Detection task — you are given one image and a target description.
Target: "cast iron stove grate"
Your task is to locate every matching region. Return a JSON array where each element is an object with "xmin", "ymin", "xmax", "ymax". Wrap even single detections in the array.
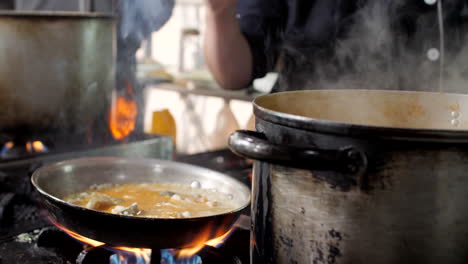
[
  {"xmin": 0, "ymin": 220, "xmax": 249, "ymax": 264},
  {"xmin": 0, "ymin": 162, "xmax": 51, "ymax": 239}
]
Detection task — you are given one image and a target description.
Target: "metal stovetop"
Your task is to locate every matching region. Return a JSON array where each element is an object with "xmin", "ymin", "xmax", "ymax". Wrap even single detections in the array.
[{"xmin": 0, "ymin": 135, "xmax": 251, "ymax": 263}]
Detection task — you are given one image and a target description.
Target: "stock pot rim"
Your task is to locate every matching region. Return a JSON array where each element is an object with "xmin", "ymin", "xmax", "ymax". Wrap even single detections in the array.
[
  {"xmin": 0, "ymin": 11, "xmax": 114, "ymax": 19},
  {"xmin": 253, "ymin": 89, "xmax": 468, "ymax": 143}
]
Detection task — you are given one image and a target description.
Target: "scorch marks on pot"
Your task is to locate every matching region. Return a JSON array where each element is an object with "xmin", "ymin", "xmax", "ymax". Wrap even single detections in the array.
[
  {"xmin": 269, "ymin": 166, "xmax": 349, "ymax": 264},
  {"xmin": 309, "ymin": 229, "xmax": 344, "ymax": 264},
  {"xmin": 328, "ymin": 229, "xmax": 343, "ymax": 241}
]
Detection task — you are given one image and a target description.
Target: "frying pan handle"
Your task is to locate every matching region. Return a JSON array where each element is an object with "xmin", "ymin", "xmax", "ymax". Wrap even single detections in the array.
[{"xmin": 228, "ymin": 130, "xmax": 367, "ymax": 174}]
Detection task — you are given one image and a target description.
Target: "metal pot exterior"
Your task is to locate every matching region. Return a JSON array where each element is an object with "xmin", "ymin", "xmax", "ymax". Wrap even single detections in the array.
[
  {"xmin": 250, "ymin": 120, "xmax": 468, "ymax": 264},
  {"xmin": 0, "ymin": 12, "xmax": 115, "ymax": 135},
  {"xmin": 228, "ymin": 90, "xmax": 468, "ymax": 264}
]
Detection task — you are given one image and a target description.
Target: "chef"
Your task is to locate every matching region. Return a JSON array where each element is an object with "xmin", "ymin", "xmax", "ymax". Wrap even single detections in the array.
[{"xmin": 204, "ymin": 0, "xmax": 468, "ymax": 93}]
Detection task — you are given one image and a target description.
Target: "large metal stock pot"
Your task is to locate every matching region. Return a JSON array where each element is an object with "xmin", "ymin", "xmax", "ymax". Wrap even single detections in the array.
[
  {"xmin": 229, "ymin": 89, "xmax": 468, "ymax": 264},
  {"xmin": 0, "ymin": 11, "xmax": 114, "ymax": 137}
]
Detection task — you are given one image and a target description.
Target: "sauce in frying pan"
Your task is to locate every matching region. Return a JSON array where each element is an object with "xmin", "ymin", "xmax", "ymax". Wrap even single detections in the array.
[{"xmin": 64, "ymin": 183, "xmax": 238, "ymax": 218}]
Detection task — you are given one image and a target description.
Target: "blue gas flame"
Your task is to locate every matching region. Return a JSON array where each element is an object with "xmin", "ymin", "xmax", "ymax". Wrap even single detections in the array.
[{"xmin": 109, "ymin": 249, "xmax": 202, "ymax": 264}]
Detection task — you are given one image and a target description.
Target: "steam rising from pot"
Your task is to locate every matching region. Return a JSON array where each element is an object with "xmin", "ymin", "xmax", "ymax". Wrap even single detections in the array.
[{"xmin": 278, "ymin": 0, "xmax": 468, "ymax": 93}]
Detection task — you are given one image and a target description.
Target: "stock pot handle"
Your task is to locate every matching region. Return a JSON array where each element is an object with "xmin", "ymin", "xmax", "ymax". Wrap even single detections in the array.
[{"xmin": 228, "ymin": 130, "xmax": 367, "ymax": 174}]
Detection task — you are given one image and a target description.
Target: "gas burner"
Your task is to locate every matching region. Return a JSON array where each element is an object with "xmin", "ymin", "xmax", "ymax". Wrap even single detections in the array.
[
  {"xmin": 0, "ymin": 140, "xmax": 250, "ymax": 263},
  {"xmin": 0, "ymin": 140, "xmax": 49, "ymax": 159},
  {"xmin": 47, "ymin": 213, "xmax": 250, "ymax": 264},
  {"xmin": 0, "ymin": 226, "xmax": 249, "ymax": 264},
  {"xmin": 0, "ymin": 130, "xmax": 160, "ymax": 162}
]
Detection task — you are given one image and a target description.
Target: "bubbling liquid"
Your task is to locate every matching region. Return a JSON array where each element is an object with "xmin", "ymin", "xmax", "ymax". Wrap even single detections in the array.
[{"xmin": 64, "ymin": 183, "xmax": 239, "ymax": 219}]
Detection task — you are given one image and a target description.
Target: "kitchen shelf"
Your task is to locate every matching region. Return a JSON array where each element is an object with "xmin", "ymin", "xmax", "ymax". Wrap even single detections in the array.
[
  {"xmin": 140, "ymin": 78, "xmax": 259, "ymax": 155},
  {"xmin": 140, "ymin": 78, "xmax": 262, "ymax": 102}
]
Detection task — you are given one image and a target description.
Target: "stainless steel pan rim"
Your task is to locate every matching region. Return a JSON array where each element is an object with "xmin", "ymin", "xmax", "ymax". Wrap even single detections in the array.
[{"xmin": 31, "ymin": 157, "xmax": 251, "ymax": 221}]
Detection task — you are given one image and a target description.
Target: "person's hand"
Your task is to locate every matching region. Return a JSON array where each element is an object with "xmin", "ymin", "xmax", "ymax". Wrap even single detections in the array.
[{"xmin": 205, "ymin": 0, "xmax": 237, "ymax": 16}]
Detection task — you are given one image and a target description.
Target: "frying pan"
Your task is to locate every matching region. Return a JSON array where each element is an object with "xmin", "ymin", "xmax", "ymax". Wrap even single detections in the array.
[{"xmin": 31, "ymin": 157, "xmax": 250, "ymax": 249}]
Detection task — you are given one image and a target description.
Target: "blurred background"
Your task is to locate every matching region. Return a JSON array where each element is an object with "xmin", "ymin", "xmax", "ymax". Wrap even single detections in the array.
[{"xmin": 136, "ymin": 0, "xmax": 267, "ymax": 154}]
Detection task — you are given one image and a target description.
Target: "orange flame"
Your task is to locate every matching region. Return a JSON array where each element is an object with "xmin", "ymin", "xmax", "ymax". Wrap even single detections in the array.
[
  {"xmin": 4, "ymin": 141, "xmax": 14, "ymax": 150},
  {"xmin": 25, "ymin": 141, "xmax": 48, "ymax": 153},
  {"xmin": 114, "ymin": 247, "xmax": 151, "ymax": 262},
  {"xmin": 49, "ymin": 218, "xmax": 104, "ymax": 247},
  {"xmin": 109, "ymin": 82, "xmax": 138, "ymax": 140},
  {"xmin": 25, "ymin": 143, "xmax": 32, "ymax": 153},
  {"xmin": 49, "ymin": 217, "xmax": 237, "ymax": 260},
  {"xmin": 205, "ymin": 227, "xmax": 236, "ymax": 247},
  {"xmin": 177, "ymin": 225, "xmax": 237, "ymax": 258},
  {"xmin": 0, "ymin": 141, "xmax": 14, "ymax": 156},
  {"xmin": 33, "ymin": 141, "xmax": 46, "ymax": 152},
  {"xmin": 49, "ymin": 218, "xmax": 151, "ymax": 260}
]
